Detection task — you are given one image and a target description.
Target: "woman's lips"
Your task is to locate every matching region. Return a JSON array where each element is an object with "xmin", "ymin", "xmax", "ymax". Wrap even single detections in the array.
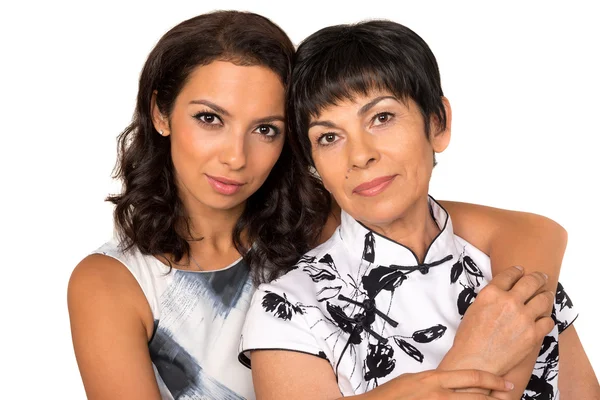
[
  {"xmin": 352, "ymin": 175, "xmax": 396, "ymax": 197},
  {"xmin": 205, "ymin": 174, "xmax": 245, "ymax": 195}
]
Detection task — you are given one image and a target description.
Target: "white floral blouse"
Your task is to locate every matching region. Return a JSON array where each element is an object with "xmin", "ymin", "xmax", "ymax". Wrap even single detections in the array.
[{"xmin": 239, "ymin": 197, "xmax": 577, "ymax": 399}]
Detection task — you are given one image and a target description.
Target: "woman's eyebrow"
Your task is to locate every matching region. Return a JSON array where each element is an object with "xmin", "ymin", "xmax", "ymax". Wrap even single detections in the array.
[
  {"xmin": 357, "ymin": 96, "xmax": 399, "ymax": 116},
  {"xmin": 252, "ymin": 115, "xmax": 285, "ymax": 125},
  {"xmin": 308, "ymin": 120, "xmax": 339, "ymax": 129},
  {"xmin": 189, "ymin": 99, "xmax": 230, "ymax": 116}
]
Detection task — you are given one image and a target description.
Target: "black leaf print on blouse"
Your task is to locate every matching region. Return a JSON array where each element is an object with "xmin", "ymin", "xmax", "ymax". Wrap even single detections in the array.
[
  {"xmin": 393, "ymin": 338, "xmax": 424, "ymax": 363},
  {"xmin": 457, "ymin": 285, "xmax": 477, "ymax": 317},
  {"xmin": 523, "ymin": 377, "xmax": 554, "ymax": 400},
  {"xmin": 450, "ymin": 260, "xmax": 463, "ymax": 284},
  {"xmin": 327, "ymin": 302, "xmax": 363, "ymax": 344},
  {"xmin": 539, "ymin": 336, "xmax": 559, "ymax": 369},
  {"xmin": 303, "ymin": 265, "xmax": 336, "ymax": 282},
  {"xmin": 555, "ymin": 282, "xmax": 573, "ymax": 311},
  {"xmin": 362, "ymin": 266, "xmax": 407, "ymax": 298},
  {"xmin": 523, "ymin": 336, "xmax": 559, "ymax": 400},
  {"xmin": 364, "ymin": 343, "xmax": 396, "ymax": 382},
  {"xmin": 295, "ymin": 255, "xmax": 316, "ymax": 270},
  {"xmin": 463, "ymin": 256, "xmax": 483, "ymax": 287},
  {"xmin": 363, "ymin": 232, "xmax": 376, "ymax": 263},
  {"xmin": 551, "ymin": 306, "xmax": 569, "ymax": 334},
  {"xmin": 316, "ymin": 286, "xmax": 342, "ymax": 302},
  {"xmin": 412, "ymin": 324, "xmax": 447, "ymax": 343},
  {"xmin": 319, "ymin": 253, "xmax": 335, "ymax": 267},
  {"xmin": 261, "ymin": 291, "xmax": 304, "ymax": 321},
  {"xmin": 538, "ymin": 335, "xmax": 553, "ymax": 357}
]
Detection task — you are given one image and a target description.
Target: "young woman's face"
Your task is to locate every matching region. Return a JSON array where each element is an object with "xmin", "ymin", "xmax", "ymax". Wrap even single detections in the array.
[
  {"xmin": 155, "ymin": 61, "xmax": 286, "ymax": 215},
  {"xmin": 308, "ymin": 90, "xmax": 450, "ymax": 227}
]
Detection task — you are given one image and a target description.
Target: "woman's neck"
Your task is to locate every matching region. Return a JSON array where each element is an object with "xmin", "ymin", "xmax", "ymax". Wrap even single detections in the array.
[
  {"xmin": 362, "ymin": 198, "xmax": 440, "ymax": 264},
  {"xmin": 179, "ymin": 198, "xmax": 246, "ymax": 271}
]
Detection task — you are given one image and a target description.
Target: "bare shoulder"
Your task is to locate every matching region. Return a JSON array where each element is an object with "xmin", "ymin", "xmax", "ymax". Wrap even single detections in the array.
[
  {"xmin": 439, "ymin": 200, "xmax": 566, "ymax": 231},
  {"xmin": 68, "ymin": 253, "xmax": 160, "ymax": 399},
  {"xmin": 439, "ymin": 200, "xmax": 567, "ymax": 253},
  {"xmin": 67, "ymin": 253, "xmax": 154, "ymax": 340}
]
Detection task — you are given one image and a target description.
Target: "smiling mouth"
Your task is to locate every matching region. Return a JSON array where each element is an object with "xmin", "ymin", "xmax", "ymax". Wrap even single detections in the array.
[
  {"xmin": 353, "ymin": 175, "xmax": 396, "ymax": 197},
  {"xmin": 205, "ymin": 174, "xmax": 245, "ymax": 195}
]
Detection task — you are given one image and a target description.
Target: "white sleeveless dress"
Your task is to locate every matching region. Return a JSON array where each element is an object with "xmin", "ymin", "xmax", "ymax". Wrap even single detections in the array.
[{"xmin": 94, "ymin": 240, "xmax": 255, "ymax": 400}]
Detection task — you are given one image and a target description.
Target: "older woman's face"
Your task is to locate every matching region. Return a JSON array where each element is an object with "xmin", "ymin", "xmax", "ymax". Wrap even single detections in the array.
[{"xmin": 308, "ymin": 90, "xmax": 450, "ymax": 227}]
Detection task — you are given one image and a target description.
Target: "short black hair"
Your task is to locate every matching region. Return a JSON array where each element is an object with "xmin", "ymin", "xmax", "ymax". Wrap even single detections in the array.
[{"xmin": 288, "ymin": 20, "xmax": 447, "ymax": 166}]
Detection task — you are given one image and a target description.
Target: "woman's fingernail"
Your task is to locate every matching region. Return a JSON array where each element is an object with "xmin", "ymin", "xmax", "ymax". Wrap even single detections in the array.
[
  {"xmin": 543, "ymin": 273, "xmax": 548, "ymax": 280},
  {"xmin": 506, "ymin": 381, "xmax": 515, "ymax": 390},
  {"xmin": 514, "ymin": 265, "xmax": 524, "ymax": 271}
]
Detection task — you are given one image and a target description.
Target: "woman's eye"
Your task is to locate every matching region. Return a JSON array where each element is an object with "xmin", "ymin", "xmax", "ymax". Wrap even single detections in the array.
[
  {"xmin": 373, "ymin": 112, "xmax": 394, "ymax": 126},
  {"xmin": 255, "ymin": 125, "xmax": 280, "ymax": 137},
  {"xmin": 195, "ymin": 112, "xmax": 222, "ymax": 125},
  {"xmin": 317, "ymin": 133, "xmax": 338, "ymax": 146}
]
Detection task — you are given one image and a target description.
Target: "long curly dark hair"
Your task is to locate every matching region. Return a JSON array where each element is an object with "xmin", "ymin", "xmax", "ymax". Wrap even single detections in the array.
[{"xmin": 107, "ymin": 11, "xmax": 330, "ymax": 283}]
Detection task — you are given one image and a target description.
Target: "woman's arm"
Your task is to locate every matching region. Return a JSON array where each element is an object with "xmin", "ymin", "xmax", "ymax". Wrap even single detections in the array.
[
  {"xmin": 439, "ymin": 201, "xmax": 568, "ymax": 399},
  {"xmin": 439, "ymin": 200, "xmax": 566, "ymax": 293},
  {"xmin": 558, "ymin": 325, "xmax": 600, "ymax": 399},
  {"xmin": 252, "ymin": 350, "xmax": 514, "ymax": 400},
  {"xmin": 67, "ymin": 254, "xmax": 161, "ymax": 400},
  {"xmin": 250, "ymin": 267, "xmax": 549, "ymax": 400}
]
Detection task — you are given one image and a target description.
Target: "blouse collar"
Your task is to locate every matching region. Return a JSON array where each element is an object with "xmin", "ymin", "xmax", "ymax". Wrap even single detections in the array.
[{"xmin": 339, "ymin": 196, "xmax": 459, "ymax": 270}]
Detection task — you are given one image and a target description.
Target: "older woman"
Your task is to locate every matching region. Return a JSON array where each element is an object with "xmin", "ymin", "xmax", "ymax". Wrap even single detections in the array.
[{"xmin": 240, "ymin": 20, "xmax": 597, "ymax": 399}]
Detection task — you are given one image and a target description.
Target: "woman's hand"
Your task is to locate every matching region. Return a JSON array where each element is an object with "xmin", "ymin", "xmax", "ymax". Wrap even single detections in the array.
[
  {"xmin": 439, "ymin": 266, "xmax": 554, "ymax": 376},
  {"xmin": 352, "ymin": 369, "xmax": 514, "ymax": 400}
]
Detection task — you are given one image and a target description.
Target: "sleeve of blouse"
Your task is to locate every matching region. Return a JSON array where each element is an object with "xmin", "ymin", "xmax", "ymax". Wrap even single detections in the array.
[
  {"xmin": 553, "ymin": 281, "xmax": 579, "ymax": 334},
  {"xmin": 238, "ymin": 283, "xmax": 327, "ymax": 369}
]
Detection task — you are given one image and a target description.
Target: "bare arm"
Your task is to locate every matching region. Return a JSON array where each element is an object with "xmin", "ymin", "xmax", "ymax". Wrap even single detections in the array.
[
  {"xmin": 68, "ymin": 254, "xmax": 161, "ymax": 400},
  {"xmin": 252, "ymin": 350, "xmax": 513, "ymax": 400},
  {"xmin": 558, "ymin": 325, "xmax": 600, "ymax": 399},
  {"xmin": 439, "ymin": 201, "xmax": 567, "ymax": 399},
  {"xmin": 250, "ymin": 268, "xmax": 547, "ymax": 400},
  {"xmin": 439, "ymin": 200, "xmax": 566, "ymax": 294}
]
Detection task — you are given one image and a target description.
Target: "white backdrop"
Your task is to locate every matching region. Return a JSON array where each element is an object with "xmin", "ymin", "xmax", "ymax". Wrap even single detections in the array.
[{"xmin": 1, "ymin": 1, "xmax": 597, "ymax": 398}]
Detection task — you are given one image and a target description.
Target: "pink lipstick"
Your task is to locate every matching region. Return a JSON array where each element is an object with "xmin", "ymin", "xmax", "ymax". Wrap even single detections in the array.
[
  {"xmin": 206, "ymin": 174, "xmax": 244, "ymax": 195},
  {"xmin": 353, "ymin": 175, "xmax": 396, "ymax": 197}
]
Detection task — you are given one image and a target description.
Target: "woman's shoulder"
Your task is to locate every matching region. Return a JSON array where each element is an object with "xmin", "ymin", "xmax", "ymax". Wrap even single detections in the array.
[
  {"xmin": 67, "ymin": 244, "xmax": 156, "ymax": 341},
  {"xmin": 257, "ymin": 231, "xmax": 345, "ymax": 304},
  {"xmin": 69, "ymin": 241, "xmax": 141, "ymax": 292}
]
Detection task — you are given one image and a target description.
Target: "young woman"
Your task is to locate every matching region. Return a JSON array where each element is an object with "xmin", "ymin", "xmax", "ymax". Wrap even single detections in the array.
[
  {"xmin": 67, "ymin": 11, "xmax": 329, "ymax": 400},
  {"xmin": 241, "ymin": 20, "xmax": 598, "ymax": 400},
  {"xmin": 69, "ymin": 11, "xmax": 584, "ymax": 400}
]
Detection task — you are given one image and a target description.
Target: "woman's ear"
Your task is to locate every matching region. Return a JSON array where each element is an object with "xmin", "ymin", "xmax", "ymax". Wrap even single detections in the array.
[
  {"xmin": 151, "ymin": 90, "xmax": 170, "ymax": 137},
  {"xmin": 430, "ymin": 97, "xmax": 452, "ymax": 154}
]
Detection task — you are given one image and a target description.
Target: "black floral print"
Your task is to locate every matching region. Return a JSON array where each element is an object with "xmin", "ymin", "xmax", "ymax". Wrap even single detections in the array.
[
  {"xmin": 462, "ymin": 256, "xmax": 484, "ymax": 287},
  {"xmin": 304, "ymin": 265, "xmax": 337, "ymax": 282},
  {"xmin": 245, "ymin": 199, "xmax": 579, "ymax": 399},
  {"xmin": 555, "ymin": 282, "xmax": 573, "ymax": 312},
  {"xmin": 457, "ymin": 284, "xmax": 477, "ymax": 317},
  {"xmin": 522, "ymin": 335, "xmax": 559, "ymax": 399},
  {"xmin": 327, "ymin": 302, "xmax": 363, "ymax": 344},
  {"xmin": 450, "ymin": 252, "xmax": 481, "ymax": 317},
  {"xmin": 362, "ymin": 266, "xmax": 408, "ymax": 298},
  {"xmin": 450, "ymin": 260, "xmax": 463, "ymax": 284},
  {"xmin": 364, "ymin": 343, "xmax": 395, "ymax": 383},
  {"xmin": 261, "ymin": 291, "xmax": 304, "ymax": 321},
  {"xmin": 411, "ymin": 324, "xmax": 447, "ymax": 343},
  {"xmin": 363, "ymin": 232, "xmax": 376, "ymax": 263}
]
